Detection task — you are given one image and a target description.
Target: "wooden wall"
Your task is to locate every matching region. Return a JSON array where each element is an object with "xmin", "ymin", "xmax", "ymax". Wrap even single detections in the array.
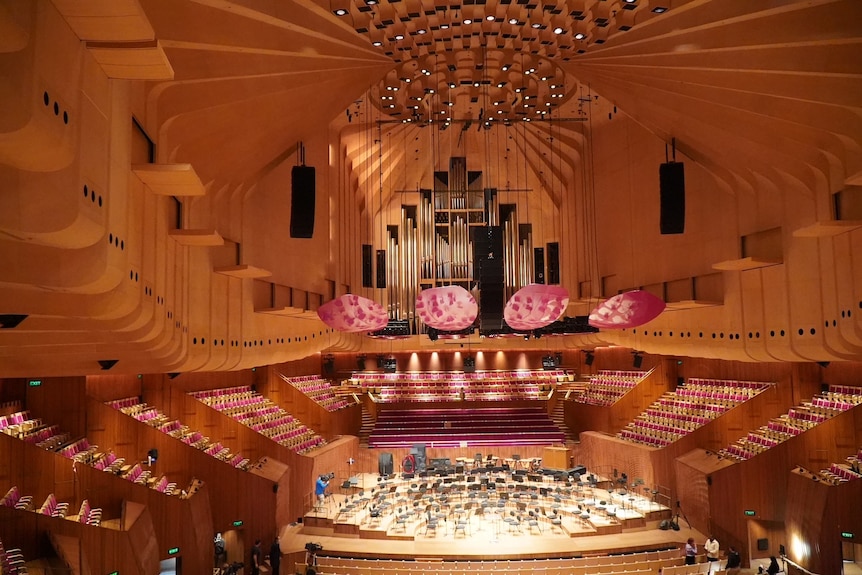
[
  {"xmin": 785, "ymin": 468, "xmax": 862, "ymax": 575},
  {"xmin": 0, "ymin": 494, "xmax": 159, "ymax": 574}
]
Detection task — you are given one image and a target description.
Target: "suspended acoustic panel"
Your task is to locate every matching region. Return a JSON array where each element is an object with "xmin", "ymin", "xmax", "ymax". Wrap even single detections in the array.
[
  {"xmin": 588, "ymin": 290, "xmax": 666, "ymax": 329},
  {"xmin": 416, "ymin": 286, "xmax": 478, "ymax": 331},
  {"xmin": 504, "ymin": 284, "xmax": 569, "ymax": 331},
  {"xmin": 317, "ymin": 294, "xmax": 388, "ymax": 333}
]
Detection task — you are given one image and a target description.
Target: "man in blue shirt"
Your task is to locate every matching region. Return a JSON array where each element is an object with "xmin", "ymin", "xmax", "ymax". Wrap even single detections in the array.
[{"xmin": 315, "ymin": 474, "xmax": 330, "ymax": 504}]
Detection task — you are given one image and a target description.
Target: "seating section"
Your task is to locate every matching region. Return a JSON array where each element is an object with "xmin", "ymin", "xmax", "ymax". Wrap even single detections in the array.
[
  {"xmin": 619, "ymin": 379, "xmax": 772, "ymax": 447},
  {"xmin": 190, "ymin": 387, "xmax": 326, "ymax": 454},
  {"xmin": 352, "ymin": 370, "xmax": 563, "ymax": 403},
  {"xmin": 280, "ymin": 374, "xmax": 351, "ymax": 411},
  {"xmin": 718, "ymin": 386, "xmax": 862, "ymax": 461},
  {"xmin": 311, "ymin": 548, "xmax": 687, "ymax": 575},
  {"xmin": 368, "ymin": 406, "xmax": 565, "ymax": 448},
  {"xmin": 575, "ymin": 370, "xmax": 646, "ymax": 406},
  {"xmin": 109, "ymin": 396, "xmax": 255, "ymax": 467},
  {"xmin": 74, "ymin": 499, "xmax": 103, "ymax": 526},
  {"xmin": 37, "ymin": 493, "xmax": 69, "ymax": 518},
  {"xmin": 1, "ymin": 487, "xmax": 33, "ymax": 511},
  {"xmin": 0, "ymin": 537, "xmax": 28, "ymax": 575}
]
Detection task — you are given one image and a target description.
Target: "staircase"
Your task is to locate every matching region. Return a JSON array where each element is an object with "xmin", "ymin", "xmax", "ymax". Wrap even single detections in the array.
[
  {"xmin": 551, "ymin": 401, "xmax": 578, "ymax": 444},
  {"xmin": 358, "ymin": 403, "xmax": 375, "ymax": 448}
]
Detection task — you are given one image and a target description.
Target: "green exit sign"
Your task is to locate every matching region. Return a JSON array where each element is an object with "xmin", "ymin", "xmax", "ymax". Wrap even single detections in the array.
[
  {"xmin": 108, "ymin": 571, "xmax": 119, "ymax": 575},
  {"xmin": 168, "ymin": 547, "xmax": 179, "ymax": 555},
  {"xmin": 232, "ymin": 520, "xmax": 243, "ymax": 527},
  {"xmin": 744, "ymin": 510, "xmax": 756, "ymax": 516},
  {"xmin": 28, "ymin": 380, "xmax": 42, "ymax": 387},
  {"xmin": 841, "ymin": 532, "xmax": 854, "ymax": 539}
]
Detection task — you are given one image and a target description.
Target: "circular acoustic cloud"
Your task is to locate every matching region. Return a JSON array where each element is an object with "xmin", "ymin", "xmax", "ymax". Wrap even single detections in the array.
[
  {"xmin": 588, "ymin": 290, "xmax": 666, "ymax": 329},
  {"xmin": 317, "ymin": 294, "xmax": 389, "ymax": 333},
  {"xmin": 504, "ymin": 284, "xmax": 570, "ymax": 331},
  {"xmin": 416, "ymin": 285, "xmax": 478, "ymax": 331}
]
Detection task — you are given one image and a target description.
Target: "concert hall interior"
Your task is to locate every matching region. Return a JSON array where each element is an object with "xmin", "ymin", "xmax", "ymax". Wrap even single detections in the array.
[{"xmin": 1, "ymin": 1, "xmax": 862, "ymax": 574}]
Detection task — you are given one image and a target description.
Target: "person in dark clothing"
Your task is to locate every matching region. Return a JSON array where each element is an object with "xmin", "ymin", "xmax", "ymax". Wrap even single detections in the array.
[
  {"xmin": 269, "ymin": 537, "xmax": 281, "ymax": 575},
  {"xmin": 725, "ymin": 546, "xmax": 741, "ymax": 574},
  {"xmin": 766, "ymin": 556, "xmax": 781, "ymax": 575},
  {"xmin": 250, "ymin": 539, "xmax": 262, "ymax": 575}
]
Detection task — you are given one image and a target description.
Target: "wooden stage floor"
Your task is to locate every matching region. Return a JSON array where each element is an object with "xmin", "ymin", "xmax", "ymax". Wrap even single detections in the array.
[{"xmin": 282, "ymin": 473, "xmax": 700, "ymax": 562}]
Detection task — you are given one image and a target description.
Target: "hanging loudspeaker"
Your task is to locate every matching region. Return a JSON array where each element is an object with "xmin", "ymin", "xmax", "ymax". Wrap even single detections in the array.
[
  {"xmin": 290, "ymin": 165, "xmax": 316, "ymax": 238},
  {"xmin": 659, "ymin": 162, "xmax": 685, "ymax": 234}
]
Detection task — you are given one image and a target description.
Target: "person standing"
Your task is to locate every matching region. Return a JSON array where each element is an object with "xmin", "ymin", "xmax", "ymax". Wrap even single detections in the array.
[
  {"xmin": 213, "ymin": 532, "xmax": 226, "ymax": 567},
  {"xmin": 269, "ymin": 537, "xmax": 281, "ymax": 575},
  {"xmin": 725, "ymin": 545, "xmax": 742, "ymax": 575},
  {"xmin": 766, "ymin": 556, "xmax": 781, "ymax": 575},
  {"xmin": 315, "ymin": 474, "xmax": 330, "ymax": 505},
  {"xmin": 250, "ymin": 539, "xmax": 262, "ymax": 575},
  {"xmin": 685, "ymin": 538, "xmax": 697, "ymax": 565},
  {"xmin": 705, "ymin": 535, "xmax": 720, "ymax": 570}
]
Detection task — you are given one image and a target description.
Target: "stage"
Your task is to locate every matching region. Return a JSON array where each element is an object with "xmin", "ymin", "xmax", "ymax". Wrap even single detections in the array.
[{"xmin": 288, "ymin": 471, "xmax": 690, "ymax": 564}]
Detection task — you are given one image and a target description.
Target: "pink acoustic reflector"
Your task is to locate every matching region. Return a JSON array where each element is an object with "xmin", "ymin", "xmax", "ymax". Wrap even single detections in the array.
[
  {"xmin": 317, "ymin": 294, "xmax": 389, "ymax": 333},
  {"xmin": 504, "ymin": 284, "xmax": 570, "ymax": 331},
  {"xmin": 588, "ymin": 290, "xmax": 666, "ymax": 329},
  {"xmin": 416, "ymin": 286, "xmax": 478, "ymax": 331}
]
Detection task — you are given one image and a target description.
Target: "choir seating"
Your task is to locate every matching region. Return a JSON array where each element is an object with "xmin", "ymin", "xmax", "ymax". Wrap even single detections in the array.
[
  {"xmin": 368, "ymin": 406, "xmax": 565, "ymax": 448},
  {"xmin": 37, "ymin": 494, "xmax": 69, "ymax": 518},
  {"xmin": 353, "ymin": 370, "xmax": 562, "ymax": 403},
  {"xmin": 72, "ymin": 499, "xmax": 102, "ymax": 526},
  {"xmin": 279, "ymin": 373, "xmax": 351, "ymax": 411},
  {"xmin": 190, "ymin": 387, "xmax": 326, "ymax": 454},
  {"xmin": 718, "ymin": 386, "xmax": 862, "ymax": 461},
  {"xmin": 618, "ymin": 379, "xmax": 772, "ymax": 447}
]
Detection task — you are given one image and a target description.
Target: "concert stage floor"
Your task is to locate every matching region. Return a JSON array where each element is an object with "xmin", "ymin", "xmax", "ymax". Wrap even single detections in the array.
[{"xmin": 285, "ymin": 473, "xmax": 693, "ymax": 562}]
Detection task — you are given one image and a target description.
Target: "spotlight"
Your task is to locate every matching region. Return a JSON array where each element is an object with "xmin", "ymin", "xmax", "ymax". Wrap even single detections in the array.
[
  {"xmin": 333, "ymin": 8, "xmax": 348, "ymax": 16},
  {"xmin": 553, "ymin": 27, "xmax": 564, "ymax": 34},
  {"xmin": 428, "ymin": 328, "xmax": 439, "ymax": 342}
]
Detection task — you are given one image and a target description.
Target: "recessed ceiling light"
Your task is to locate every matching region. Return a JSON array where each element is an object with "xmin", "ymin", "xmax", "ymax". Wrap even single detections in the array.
[
  {"xmin": 463, "ymin": 18, "xmax": 472, "ymax": 25},
  {"xmin": 486, "ymin": 15, "xmax": 495, "ymax": 21},
  {"xmin": 531, "ymin": 23, "xmax": 541, "ymax": 29},
  {"xmin": 417, "ymin": 29, "xmax": 426, "ymax": 35},
  {"xmin": 334, "ymin": 9, "xmax": 348, "ymax": 16},
  {"xmin": 395, "ymin": 34, "xmax": 404, "ymax": 40},
  {"xmin": 449, "ymin": 82, "xmax": 456, "ymax": 88},
  {"xmin": 624, "ymin": 0, "xmax": 637, "ymax": 3},
  {"xmin": 428, "ymin": 89, "xmax": 435, "ymax": 94},
  {"xmin": 508, "ymin": 18, "xmax": 518, "ymax": 25},
  {"xmin": 502, "ymin": 64, "xmax": 510, "ymax": 71},
  {"xmin": 497, "ymin": 82, "xmax": 506, "ymax": 88},
  {"xmin": 541, "ymin": 76, "xmax": 548, "ymax": 81},
  {"xmin": 440, "ymin": 23, "xmax": 449, "ymax": 29},
  {"xmin": 404, "ymin": 78, "xmax": 411, "ymax": 83},
  {"xmin": 372, "ymin": 41, "xmax": 382, "ymax": 46},
  {"xmin": 652, "ymin": 6, "xmax": 668, "ymax": 13},
  {"xmin": 474, "ymin": 82, "xmax": 480, "ymax": 87},
  {"xmin": 553, "ymin": 27, "xmax": 564, "ymax": 34},
  {"xmin": 524, "ymin": 70, "xmax": 531, "ymax": 75},
  {"xmin": 365, "ymin": 0, "xmax": 377, "ymax": 5},
  {"xmin": 574, "ymin": 33, "xmax": 585, "ymax": 40}
]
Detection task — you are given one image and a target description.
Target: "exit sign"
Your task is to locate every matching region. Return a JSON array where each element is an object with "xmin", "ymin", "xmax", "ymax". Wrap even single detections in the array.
[
  {"xmin": 28, "ymin": 380, "xmax": 42, "ymax": 387},
  {"xmin": 744, "ymin": 510, "xmax": 756, "ymax": 516},
  {"xmin": 168, "ymin": 547, "xmax": 179, "ymax": 555},
  {"xmin": 233, "ymin": 520, "xmax": 243, "ymax": 527},
  {"xmin": 841, "ymin": 532, "xmax": 854, "ymax": 539}
]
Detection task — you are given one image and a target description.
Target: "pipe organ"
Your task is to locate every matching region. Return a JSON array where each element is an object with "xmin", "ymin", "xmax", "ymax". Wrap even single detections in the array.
[{"xmin": 377, "ymin": 155, "xmax": 547, "ymax": 334}]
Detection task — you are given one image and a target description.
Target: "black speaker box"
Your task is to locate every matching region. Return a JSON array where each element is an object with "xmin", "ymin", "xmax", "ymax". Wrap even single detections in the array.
[
  {"xmin": 378, "ymin": 452, "xmax": 394, "ymax": 476},
  {"xmin": 659, "ymin": 162, "xmax": 685, "ymax": 234},
  {"xmin": 290, "ymin": 165, "xmax": 315, "ymax": 238},
  {"xmin": 376, "ymin": 249, "xmax": 386, "ymax": 288},
  {"xmin": 547, "ymin": 242, "xmax": 560, "ymax": 284},
  {"xmin": 473, "ymin": 226, "xmax": 504, "ymax": 329},
  {"xmin": 362, "ymin": 245, "xmax": 373, "ymax": 288},
  {"xmin": 533, "ymin": 247, "xmax": 545, "ymax": 284}
]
